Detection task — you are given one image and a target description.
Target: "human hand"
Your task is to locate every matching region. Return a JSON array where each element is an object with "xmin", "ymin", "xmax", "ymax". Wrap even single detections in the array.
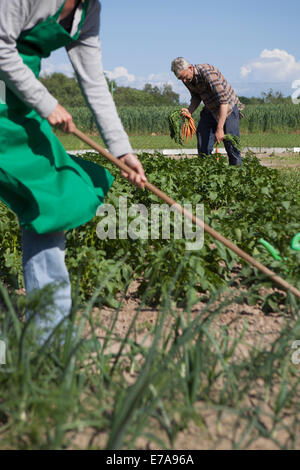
[
  {"xmin": 215, "ymin": 127, "xmax": 225, "ymax": 145},
  {"xmin": 47, "ymin": 104, "xmax": 76, "ymax": 133},
  {"xmin": 181, "ymin": 107, "xmax": 191, "ymax": 117},
  {"xmin": 118, "ymin": 153, "xmax": 147, "ymax": 189}
]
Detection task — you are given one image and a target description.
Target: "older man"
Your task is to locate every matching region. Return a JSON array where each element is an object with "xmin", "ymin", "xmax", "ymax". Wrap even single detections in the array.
[{"xmin": 171, "ymin": 57, "xmax": 243, "ymax": 166}]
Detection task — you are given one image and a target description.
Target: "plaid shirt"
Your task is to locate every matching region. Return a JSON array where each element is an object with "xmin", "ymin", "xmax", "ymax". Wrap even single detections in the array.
[{"xmin": 185, "ymin": 64, "xmax": 242, "ymax": 121}]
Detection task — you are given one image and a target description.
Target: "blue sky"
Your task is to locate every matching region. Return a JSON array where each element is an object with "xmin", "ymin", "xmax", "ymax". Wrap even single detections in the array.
[{"xmin": 43, "ymin": 0, "xmax": 300, "ymax": 102}]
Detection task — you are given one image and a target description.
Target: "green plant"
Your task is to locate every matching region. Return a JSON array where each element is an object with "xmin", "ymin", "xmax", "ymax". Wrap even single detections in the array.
[{"xmin": 1, "ymin": 147, "xmax": 300, "ymax": 449}]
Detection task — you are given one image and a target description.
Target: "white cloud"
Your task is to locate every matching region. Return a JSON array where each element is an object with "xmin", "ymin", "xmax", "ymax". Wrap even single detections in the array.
[
  {"xmin": 241, "ymin": 49, "xmax": 300, "ymax": 82},
  {"xmin": 146, "ymin": 72, "xmax": 172, "ymax": 85},
  {"xmin": 40, "ymin": 57, "xmax": 190, "ymax": 103},
  {"xmin": 40, "ymin": 58, "xmax": 73, "ymax": 77},
  {"xmin": 104, "ymin": 66, "xmax": 135, "ymax": 84},
  {"xmin": 104, "ymin": 68, "xmax": 170, "ymax": 90},
  {"xmin": 104, "ymin": 68, "xmax": 190, "ymax": 102},
  {"xmin": 134, "ymin": 73, "xmax": 175, "ymax": 92}
]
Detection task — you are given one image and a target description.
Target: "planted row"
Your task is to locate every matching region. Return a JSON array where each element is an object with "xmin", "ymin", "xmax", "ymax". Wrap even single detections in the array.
[{"xmin": 0, "ymin": 152, "xmax": 299, "ymax": 310}]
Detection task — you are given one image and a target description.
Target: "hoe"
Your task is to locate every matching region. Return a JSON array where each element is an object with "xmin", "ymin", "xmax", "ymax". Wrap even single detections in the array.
[{"xmin": 71, "ymin": 127, "xmax": 300, "ymax": 301}]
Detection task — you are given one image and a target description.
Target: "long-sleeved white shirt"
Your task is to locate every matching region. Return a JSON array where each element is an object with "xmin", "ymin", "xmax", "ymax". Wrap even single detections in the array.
[{"xmin": 0, "ymin": 0, "xmax": 133, "ymax": 157}]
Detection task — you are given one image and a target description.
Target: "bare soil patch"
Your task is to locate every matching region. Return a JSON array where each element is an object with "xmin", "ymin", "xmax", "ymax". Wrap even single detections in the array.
[
  {"xmin": 72, "ymin": 152, "xmax": 300, "ymax": 450},
  {"xmin": 75, "ymin": 276, "xmax": 299, "ymax": 450}
]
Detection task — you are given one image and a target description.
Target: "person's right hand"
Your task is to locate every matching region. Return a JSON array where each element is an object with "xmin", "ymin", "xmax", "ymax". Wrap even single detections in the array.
[
  {"xmin": 47, "ymin": 104, "xmax": 76, "ymax": 133},
  {"xmin": 181, "ymin": 107, "xmax": 191, "ymax": 117},
  {"xmin": 119, "ymin": 153, "xmax": 147, "ymax": 189}
]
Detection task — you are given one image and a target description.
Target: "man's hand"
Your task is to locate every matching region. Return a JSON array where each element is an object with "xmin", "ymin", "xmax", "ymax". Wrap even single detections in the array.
[
  {"xmin": 118, "ymin": 153, "xmax": 147, "ymax": 189},
  {"xmin": 47, "ymin": 104, "xmax": 76, "ymax": 133},
  {"xmin": 215, "ymin": 127, "xmax": 225, "ymax": 144},
  {"xmin": 181, "ymin": 107, "xmax": 191, "ymax": 117},
  {"xmin": 215, "ymin": 103, "xmax": 229, "ymax": 144}
]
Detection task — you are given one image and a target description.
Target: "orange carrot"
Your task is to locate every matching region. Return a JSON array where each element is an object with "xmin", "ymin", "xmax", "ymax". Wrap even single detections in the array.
[
  {"xmin": 181, "ymin": 115, "xmax": 196, "ymax": 144},
  {"xmin": 186, "ymin": 126, "xmax": 190, "ymax": 141}
]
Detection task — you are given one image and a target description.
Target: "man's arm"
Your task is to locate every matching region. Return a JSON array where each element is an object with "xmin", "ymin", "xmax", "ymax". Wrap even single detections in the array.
[
  {"xmin": 66, "ymin": 1, "xmax": 133, "ymax": 158},
  {"xmin": 0, "ymin": 0, "xmax": 59, "ymax": 118},
  {"xmin": 215, "ymin": 103, "xmax": 229, "ymax": 144},
  {"xmin": 202, "ymin": 69, "xmax": 229, "ymax": 143},
  {"xmin": 188, "ymin": 94, "xmax": 201, "ymax": 114},
  {"xmin": 181, "ymin": 93, "xmax": 201, "ymax": 117},
  {"xmin": 67, "ymin": 35, "xmax": 133, "ymax": 158},
  {"xmin": 66, "ymin": 1, "xmax": 146, "ymax": 187}
]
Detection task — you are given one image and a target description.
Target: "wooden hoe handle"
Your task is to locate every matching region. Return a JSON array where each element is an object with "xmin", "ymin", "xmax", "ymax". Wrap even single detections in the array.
[{"xmin": 72, "ymin": 127, "xmax": 300, "ymax": 300}]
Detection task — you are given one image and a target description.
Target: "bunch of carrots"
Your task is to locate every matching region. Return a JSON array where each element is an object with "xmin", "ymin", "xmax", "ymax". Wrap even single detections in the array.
[{"xmin": 181, "ymin": 110, "xmax": 196, "ymax": 144}]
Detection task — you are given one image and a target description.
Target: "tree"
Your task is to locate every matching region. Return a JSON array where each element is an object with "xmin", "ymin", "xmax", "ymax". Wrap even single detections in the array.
[
  {"xmin": 261, "ymin": 89, "xmax": 290, "ymax": 104},
  {"xmin": 141, "ymin": 83, "xmax": 179, "ymax": 105},
  {"xmin": 239, "ymin": 96, "xmax": 264, "ymax": 105},
  {"xmin": 39, "ymin": 73, "xmax": 86, "ymax": 108},
  {"xmin": 239, "ymin": 90, "xmax": 292, "ymax": 106},
  {"xmin": 40, "ymin": 73, "xmax": 180, "ymax": 108},
  {"xmin": 161, "ymin": 84, "xmax": 180, "ymax": 105}
]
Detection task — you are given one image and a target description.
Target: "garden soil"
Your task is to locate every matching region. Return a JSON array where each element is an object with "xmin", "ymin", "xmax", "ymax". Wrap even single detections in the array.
[
  {"xmin": 77, "ymin": 274, "xmax": 298, "ymax": 450},
  {"xmin": 74, "ymin": 152, "xmax": 300, "ymax": 450},
  {"xmin": 10, "ymin": 152, "xmax": 300, "ymax": 450}
]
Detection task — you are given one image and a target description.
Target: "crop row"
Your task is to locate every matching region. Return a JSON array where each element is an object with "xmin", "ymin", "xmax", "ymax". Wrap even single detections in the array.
[
  {"xmin": 1, "ymin": 151, "xmax": 300, "ymax": 449},
  {"xmin": 1, "ymin": 151, "xmax": 299, "ymax": 311},
  {"xmin": 68, "ymin": 104, "xmax": 300, "ymax": 134}
]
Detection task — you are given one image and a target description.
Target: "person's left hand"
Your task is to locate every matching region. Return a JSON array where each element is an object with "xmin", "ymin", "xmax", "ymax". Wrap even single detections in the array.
[
  {"xmin": 118, "ymin": 153, "xmax": 147, "ymax": 189},
  {"xmin": 215, "ymin": 127, "xmax": 225, "ymax": 144}
]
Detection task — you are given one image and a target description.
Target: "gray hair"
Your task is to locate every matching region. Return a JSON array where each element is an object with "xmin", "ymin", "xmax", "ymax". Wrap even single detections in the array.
[{"xmin": 171, "ymin": 57, "xmax": 191, "ymax": 78}]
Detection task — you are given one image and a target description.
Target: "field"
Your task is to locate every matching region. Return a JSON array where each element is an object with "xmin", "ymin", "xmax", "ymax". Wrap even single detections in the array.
[
  {"xmin": 1, "ymin": 147, "xmax": 300, "ymax": 450},
  {"xmin": 57, "ymin": 132, "xmax": 300, "ymax": 151},
  {"xmin": 68, "ymin": 105, "xmax": 300, "ymax": 135},
  {"xmin": 55, "ymin": 104, "xmax": 300, "ymax": 151}
]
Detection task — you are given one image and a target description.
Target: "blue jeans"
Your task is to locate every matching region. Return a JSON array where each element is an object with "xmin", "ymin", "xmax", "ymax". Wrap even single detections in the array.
[
  {"xmin": 21, "ymin": 227, "xmax": 72, "ymax": 342},
  {"xmin": 197, "ymin": 104, "xmax": 242, "ymax": 165}
]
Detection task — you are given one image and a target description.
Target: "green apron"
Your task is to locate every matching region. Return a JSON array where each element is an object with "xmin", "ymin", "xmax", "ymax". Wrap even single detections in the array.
[{"xmin": 0, "ymin": 0, "xmax": 114, "ymax": 234}]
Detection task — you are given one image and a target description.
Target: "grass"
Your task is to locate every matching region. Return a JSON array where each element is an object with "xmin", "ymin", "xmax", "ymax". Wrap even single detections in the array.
[
  {"xmin": 259, "ymin": 153, "xmax": 300, "ymax": 168},
  {"xmin": 1, "ymin": 278, "xmax": 300, "ymax": 450},
  {"xmin": 56, "ymin": 132, "xmax": 300, "ymax": 151},
  {"xmin": 240, "ymin": 133, "xmax": 300, "ymax": 148}
]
